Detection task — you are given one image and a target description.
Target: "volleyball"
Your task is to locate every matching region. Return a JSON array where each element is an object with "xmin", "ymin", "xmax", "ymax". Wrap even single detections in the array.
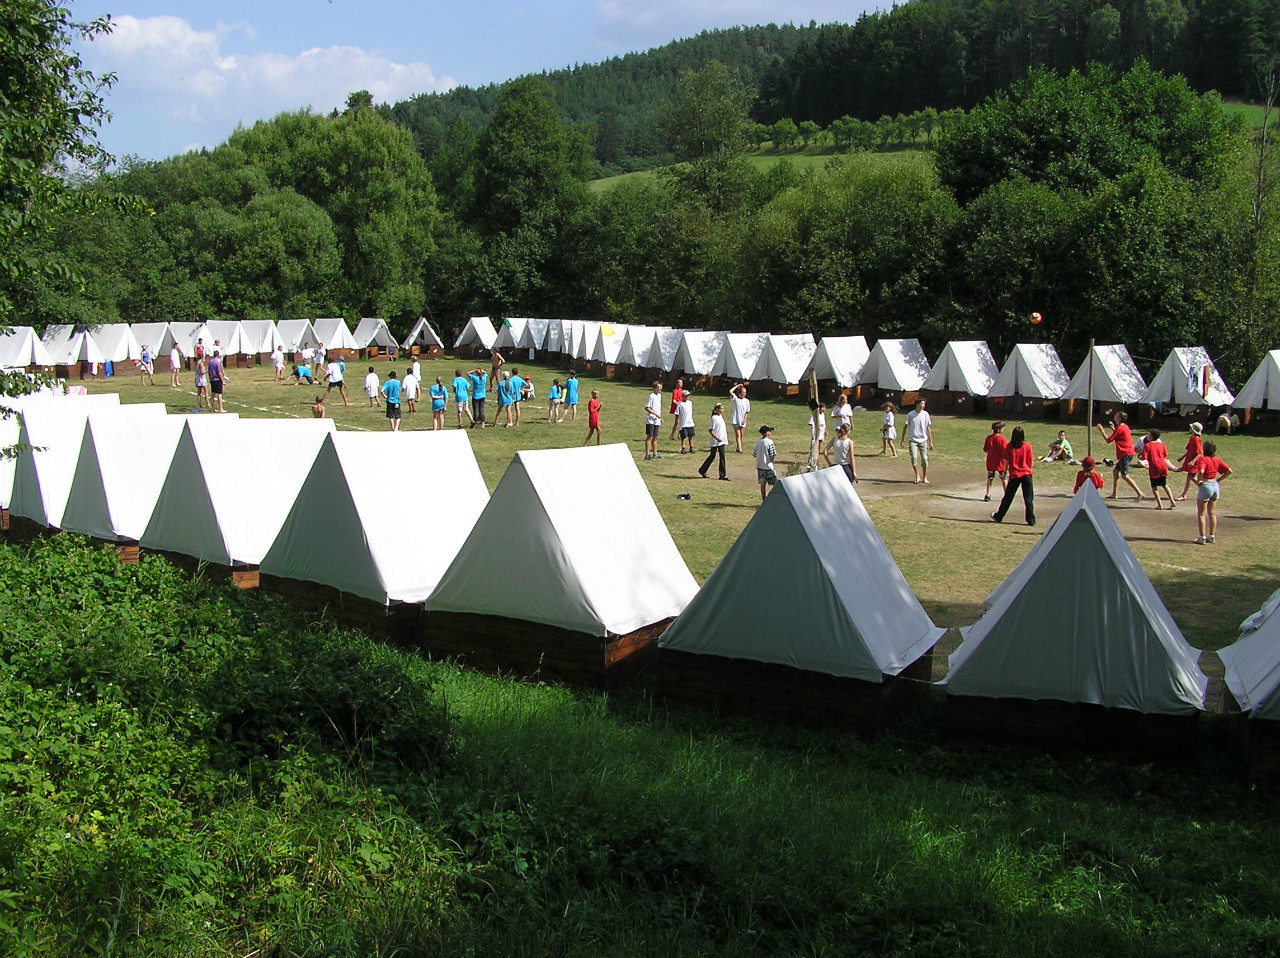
[{"xmin": 1029, "ymin": 311, "xmax": 1043, "ymax": 325}]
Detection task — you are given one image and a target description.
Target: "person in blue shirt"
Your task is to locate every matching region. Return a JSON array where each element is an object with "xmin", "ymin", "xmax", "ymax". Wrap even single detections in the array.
[
  {"xmin": 547, "ymin": 378, "xmax": 563, "ymax": 423},
  {"xmin": 430, "ymin": 376, "xmax": 448, "ymax": 430},
  {"xmin": 561, "ymin": 370, "xmax": 579, "ymax": 422},
  {"xmin": 508, "ymin": 368, "xmax": 526, "ymax": 426},
  {"xmin": 493, "ymin": 370, "xmax": 514, "ymax": 427},
  {"xmin": 381, "ymin": 370, "xmax": 402, "ymax": 432},
  {"xmin": 451, "ymin": 368, "xmax": 474, "ymax": 428},
  {"xmin": 466, "ymin": 366, "xmax": 487, "ymax": 428}
]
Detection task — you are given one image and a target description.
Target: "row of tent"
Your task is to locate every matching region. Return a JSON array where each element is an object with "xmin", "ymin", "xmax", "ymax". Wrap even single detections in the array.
[
  {"xmin": 458, "ymin": 316, "xmax": 1260, "ymax": 408},
  {"xmin": 5, "ymin": 389, "xmax": 1280, "ymax": 745}
]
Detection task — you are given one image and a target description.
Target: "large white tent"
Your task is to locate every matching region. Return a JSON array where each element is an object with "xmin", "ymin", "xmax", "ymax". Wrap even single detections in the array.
[
  {"xmin": 62, "ymin": 410, "xmax": 237, "ymax": 543},
  {"xmin": 652, "ymin": 328, "xmax": 684, "ymax": 372},
  {"xmin": 675, "ymin": 331, "xmax": 728, "ymax": 377},
  {"xmin": 988, "ymin": 343, "xmax": 1071, "ymax": 399},
  {"xmin": 427, "ymin": 444, "xmax": 698, "ymax": 636},
  {"xmin": 805, "ymin": 336, "xmax": 871, "ymax": 388},
  {"xmin": 40, "ymin": 324, "xmax": 76, "ymax": 356},
  {"xmin": 1138, "ymin": 347, "xmax": 1234, "ymax": 407},
  {"xmin": 352, "ymin": 317, "xmax": 398, "ymax": 352},
  {"xmin": 574, "ymin": 321, "xmax": 604, "ymax": 362},
  {"xmin": 312, "ymin": 318, "xmax": 359, "ymax": 351},
  {"xmin": 1219, "ymin": 588, "xmax": 1280, "ymax": 721},
  {"xmin": 1231, "ymin": 350, "xmax": 1280, "ymax": 410},
  {"xmin": 0, "ymin": 393, "xmax": 119, "ymax": 510},
  {"xmin": 591, "ymin": 323, "xmax": 630, "ymax": 364},
  {"xmin": 402, "ymin": 317, "xmax": 444, "ymax": 352},
  {"xmin": 0, "ymin": 327, "xmax": 54, "ymax": 368},
  {"xmin": 454, "ymin": 316, "xmax": 497, "ymax": 351},
  {"xmin": 276, "ymin": 319, "xmax": 319, "ymax": 352},
  {"xmin": 130, "ymin": 322, "xmax": 178, "ymax": 357},
  {"xmin": 198, "ymin": 320, "xmax": 249, "ymax": 357},
  {"xmin": 920, "ymin": 341, "xmax": 999, "ymax": 396},
  {"xmin": 751, "ymin": 333, "xmax": 818, "ymax": 386},
  {"xmin": 545, "ymin": 319, "xmax": 566, "ymax": 354},
  {"xmin": 492, "ymin": 318, "xmax": 529, "ymax": 350},
  {"xmin": 659, "ymin": 468, "xmax": 943, "ymax": 681},
  {"xmin": 141, "ymin": 418, "xmax": 335, "ymax": 566},
  {"xmin": 1061, "ymin": 344, "xmax": 1147, "ymax": 404},
  {"xmin": 855, "ymin": 338, "xmax": 932, "ymax": 391},
  {"xmin": 239, "ymin": 320, "xmax": 285, "ymax": 356},
  {"xmin": 617, "ymin": 326, "xmax": 659, "ymax": 368},
  {"xmin": 517, "ymin": 318, "xmax": 551, "ymax": 352},
  {"xmin": 88, "ymin": 325, "xmax": 144, "ymax": 365},
  {"xmin": 943, "ymin": 484, "xmax": 1207, "ymax": 715},
  {"xmin": 261, "ymin": 432, "xmax": 490, "ymax": 605},
  {"xmin": 714, "ymin": 333, "xmax": 770, "ymax": 380},
  {"xmin": 167, "ymin": 322, "xmax": 204, "ymax": 356}
]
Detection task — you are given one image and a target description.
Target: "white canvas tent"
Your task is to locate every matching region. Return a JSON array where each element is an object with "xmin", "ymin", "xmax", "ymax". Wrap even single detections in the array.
[
  {"xmin": 943, "ymin": 484, "xmax": 1207, "ymax": 715},
  {"xmin": 675, "ymin": 331, "xmax": 728, "ymax": 377},
  {"xmin": 402, "ymin": 317, "xmax": 444, "ymax": 351},
  {"xmin": 714, "ymin": 333, "xmax": 770, "ymax": 380},
  {"xmin": 40, "ymin": 324, "xmax": 75, "ymax": 354},
  {"xmin": 591, "ymin": 323, "xmax": 630, "ymax": 364},
  {"xmin": 141, "ymin": 418, "xmax": 335, "ymax": 566},
  {"xmin": 1061, "ymin": 344, "xmax": 1147, "ymax": 404},
  {"xmin": 454, "ymin": 316, "xmax": 497, "ymax": 351},
  {"xmin": 988, "ymin": 343, "xmax": 1071, "ymax": 399},
  {"xmin": 427, "ymin": 444, "xmax": 698, "ymax": 635},
  {"xmin": 130, "ymin": 322, "xmax": 178, "ymax": 357},
  {"xmin": 1138, "ymin": 347, "xmax": 1234, "ymax": 407},
  {"xmin": 88, "ymin": 325, "xmax": 144, "ymax": 364},
  {"xmin": 49, "ymin": 329, "xmax": 107, "ymax": 367},
  {"xmin": 574, "ymin": 321, "xmax": 603, "ymax": 362},
  {"xmin": 0, "ymin": 327, "xmax": 54, "ymax": 368},
  {"xmin": 10, "ymin": 399, "xmax": 145, "ymax": 529},
  {"xmin": 855, "ymin": 338, "xmax": 932, "ymax": 391},
  {"xmin": 752, "ymin": 333, "xmax": 818, "ymax": 385},
  {"xmin": 167, "ymin": 322, "xmax": 204, "ymax": 356},
  {"xmin": 805, "ymin": 336, "xmax": 871, "ymax": 388},
  {"xmin": 617, "ymin": 326, "xmax": 659, "ymax": 368},
  {"xmin": 312, "ymin": 318, "xmax": 359, "ymax": 351},
  {"xmin": 659, "ymin": 468, "xmax": 943, "ymax": 680},
  {"xmin": 652, "ymin": 328, "xmax": 684, "ymax": 372},
  {"xmin": 199, "ymin": 320, "xmax": 248, "ymax": 357},
  {"xmin": 1232, "ymin": 350, "xmax": 1280, "ymax": 410},
  {"xmin": 1219, "ymin": 588, "xmax": 1280, "ymax": 721},
  {"xmin": 261, "ymin": 432, "xmax": 490, "ymax": 605},
  {"xmin": 0, "ymin": 393, "xmax": 119, "ymax": 510},
  {"xmin": 920, "ymin": 341, "xmax": 999, "ymax": 396},
  {"xmin": 275, "ymin": 319, "xmax": 319, "ymax": 352},
  {"xmin": 545, "ymin": 319, "xmax": 566, "ymax": 354},
  {"xmin": 352, "ymin": 318, "xmax": 398, "ymax": 352},
  {"xmin": 517, "ymin": 319, "xmax": 551, "ymax": 352},
  {"xmin": 239, "ymin": 320, "xmax": 284, "ymax": 356},
  {"xmin": 492, "ymin": 318, "xmax": 529, "ymax": 350}
]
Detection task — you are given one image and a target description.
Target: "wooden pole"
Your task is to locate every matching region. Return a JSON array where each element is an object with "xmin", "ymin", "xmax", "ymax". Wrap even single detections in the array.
[{"xmin": 1086, "ymin": 337, "xmax": 1095, "ymax": 460}]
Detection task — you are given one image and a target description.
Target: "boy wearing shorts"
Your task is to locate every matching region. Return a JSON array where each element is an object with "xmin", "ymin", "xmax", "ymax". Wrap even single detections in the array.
[
  {"xmin": 1144, "ymin": 428, "xmax": 1175, "ymax": 510},
  {"xmin": 754, "ymin": 424, "xmax": 778, "ymax": 501},
  {"xmin": 983, "ymin": 421, "xmax": 1008, "ymax": 502}
]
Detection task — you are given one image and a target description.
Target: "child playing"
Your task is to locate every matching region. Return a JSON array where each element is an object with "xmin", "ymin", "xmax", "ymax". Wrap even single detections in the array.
[
  {"xmin": 430, "ymin": 376, "xmax": 448, "ymax": 430},
  {"xmin": 364, "ymin": 366, "xmax": 380, "ymax": 407},
  {"xmin": 677, "ymin": 389, "xmax": 695, "ymax": 453},
  {"xmin": 402, "ymin": 367, "xmax": 419, "ymax": 413},
  {"xmin": 1193, "ymin": 440, "xmax": 1232, "ymax": 544},
  {"xmin": 1143, "ymin": 428, "xmax": 1175, "ymax": 510},
  {"xmin": 547, "ymin": 378, "xmax": 563, "ymax": 423},
  {"xmin": 754, "ymin": 424, "xmax": 778, "ymax": 501},
  {"xmin": 194, "ymin": 356, "xmax": 209, "ymax": 408},
  {"xmin": 1074, "ymin": 456, "xmax": 1105, "ymax": 493},
  {"xmin": 1042, "ymin": 429, "xmax": 1073, "ymax": 462},
  {"xmin": 1175, "ymin": 422, "xmax": 1204, "ymax": 501},
  {"xmin": 982, "ymin": 421, "xmax": 1008, "ymax": 502},
  {"xmin": 881, "ymin": 402, "xmax": 898, "ymax": 457},
  {"xmin": 583, "ymin": 389, "xmax": 602, "ymax": 446},
  {"xmin": 824, "ymin": 423, "xmax": 858, "ymax": 483}
]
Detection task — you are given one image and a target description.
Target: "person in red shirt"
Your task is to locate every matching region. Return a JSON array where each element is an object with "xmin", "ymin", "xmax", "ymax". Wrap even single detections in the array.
[
  {"xmin": 1175, "ymin": 421, "xmax": 1204, "ymax": 501},
  {"xmin": 668, "ymin": 378, "xmax": 685, "ymax": 441},
  {"xmin": 1193, "ymin": 440, "xmax": 1232, "ymax": 544},
  {"xmin": 1073, "ymin": 456, "xmax": 1105, "ymax": 493},
  {"xmin": 1142, "ymin": 428, "xmax": 1175, "ymax": 510},
  {"xmin": 991, "ymin": 426, "xmax": 1035, "ymax": 526},
  {"xmin": 982, "ymin": 421, "xmax": 1008, "ymax": 503},
  {"xmin": 582, "ymin": 389, "xmax": 603, "ymax": 446},
  {"xmin": 1096, "ymin": 410, "xmax": 1144, "ymax": 502}
]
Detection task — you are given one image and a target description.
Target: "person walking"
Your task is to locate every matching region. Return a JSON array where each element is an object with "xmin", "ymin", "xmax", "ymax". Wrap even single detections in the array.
[
  {"xmin": 583, "ymin": 390, "xmax": 603, "ymax": 446},
  {"xmin": 320, "ymin": 356, "xmax": 349, "ymax": 407},
  {"xmin": 1097, "ymin": 411, "xmax": 1144, "ymax": 502},
  {"xmin": 881, "ymin": 402, "xmax": 898, "ymax": 457},
  {"xmin": 983, "ymin": 421, "xmax": 1008, "ymax": 502},
  {"xmin": 904, "ymin": 398, "xmax": 932, "ymax": 483},
  {"xmin": 138, "ymin": 345, "xmax": 155, "ymax": 386},
  {"xmin": 364, "ymin": 366, "xmax": 381, "ymax": 407},
  {"xmin": 451, "ymin": 368, "xmax": 473, "ymax": 427},
  {"xmin": 753, "ymin": 424, "xmax": 778, "ymax": 501},
  {"xmin": 430, "ymin": 376, "xmax": 448, "ymax": 430},
  {"xmin": 643, "ymin": 381, "xmax": 663, "ymax": 460},
  {"xmin": 668, "ymin": 378, "xmax": 685, "ymax": 441},
  {"xmin": 729, "ymin": 383, "xmax": 750, "ymax": 452},
  {"xmin": 1175, "ymin": 422, "xmax": 1204, "ymax": 501},
  {"xmin": 1192, "ymin": 440, "xmax": 1232, "ymax": 544},
  {"xmin": 381, "ymin": 370, "xmax": 402, "ymax": 431},
  {"xmin": 824, "ymin": 423, "xmax": 858, "ymax": 483},
  {"xmin": 168, "ymin": 343, "xmax": 181, "ymax": 386},
  {"xmin": 699, "ymin": 402, "xmax": 729, "ymax": 480},
  {"xmin": 208, "ymin": 350, "xmax": 228, "ymax": 413},
  {"xmin": 991, "ymin": 425, "xmax": 1035, "ymax": 526}
]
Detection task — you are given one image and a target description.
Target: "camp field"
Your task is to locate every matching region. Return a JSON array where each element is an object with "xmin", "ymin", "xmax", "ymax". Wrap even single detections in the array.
[{"xmin": 81, "ymin": 353, "xmax": 1280, "ymax": 655}]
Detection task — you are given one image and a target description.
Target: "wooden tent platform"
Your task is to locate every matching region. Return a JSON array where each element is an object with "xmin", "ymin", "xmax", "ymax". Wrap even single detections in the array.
[
  {"xmin": 989, "ymin": 397, "xmax": 1061, "ymax": 419},
  {"xmin": 945, "ymin": 695, "xmax": 1199, "ymax": 763},
  {"xmin": 919, "ymin": 389, "xmax": 985, "ymax": 415},
  {"xmin": 142, "ymin": 548, "xmax": 260, "ymax": 589},
  {"xmin": 259, "ymin": 573, "xmax": 422, "ymax": 644},
  {"xmin": 419, "ymin": 610, "xmax": 669, "ymax": 686},
  {"xmin": 658, "ymin": 647, "xmax": 934, "ymax": 733}
]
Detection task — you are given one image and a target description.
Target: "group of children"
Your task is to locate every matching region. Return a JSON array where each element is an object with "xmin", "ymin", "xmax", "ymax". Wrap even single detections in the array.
[{"xmin": 982, "ymin": 417, "xmax": 1232, "ymax": 543}]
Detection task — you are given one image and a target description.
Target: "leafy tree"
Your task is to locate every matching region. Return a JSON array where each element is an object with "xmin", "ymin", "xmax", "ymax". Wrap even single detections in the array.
[
  {"xmin": 661, "ymin": 61, "xmax": 755, "ymax": 212},
  {"xmin": 798, "ymin": 120, "xmax": 821, "ymax": 147},
  {"xmin": 771, "ymin": 118, "xmax": 799, "ymax": 149}
]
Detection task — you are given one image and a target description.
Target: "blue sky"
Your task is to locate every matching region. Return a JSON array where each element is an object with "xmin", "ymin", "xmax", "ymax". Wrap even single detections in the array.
[{"xmin": 73, "ymin": 0, "xmax": 876, "ymax": 163}]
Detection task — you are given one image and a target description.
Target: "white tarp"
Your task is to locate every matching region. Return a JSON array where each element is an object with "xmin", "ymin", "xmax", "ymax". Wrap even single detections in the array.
[
  {"xmin": 427, "ymin": 444, "xmax": 698, "ymax": 636},
  {"xmin": 239, "ymin": 320, "xmax": 284, "ymax": 355},
  {"xmin": 675, "ymin": 331, "xmax": 728, "ymax": 376},
  {"xmin": 1138, "ymin": 347, "xmax": 1234, "ymax": 406},
  {"xmin": 652, "ymin": 328, "xmax": 684, "ymax": 373},
  {"xmin": 130, "ymin": 323, "xmax": 178, "ymax": 357},
  {"xmin": 402, "ymin": 317, "xmax": 444, "ymax": 351},
  {"xmin": 62, "ymin": 411, "xmax": 237, "ymax": 543},
  {"xmin": 617, "ymin": 326, "xmax": 662, "ymax": 368},
  {"xmin": 855, "ymin": 338, "xmax": 932, "ymax": 391},
  {"xmin": 752, "ymin": 333, "xmax": 818, "ymax": 385},
  {"xmin": 574, "ymin": 321, "xmax": 603, "ymax": 361},
  {"xmin": 88, "ymin": 325, "xmax": 144, "ymax": 364},
  {"xmin": 714, "ymin": 333, "xmax": 770, "ymax": 380},
  {"xmin": 492, "ymin": 318, "xmax": 529, "ymax": 350},
  {"xmin": 198, "ymin": 320, "xmax": 248, "ymax": 357},
  {"xmin": 659, "ymin": 468, "xmax": 943, "ymax": 681},
  {"xmin": 167, "ymin": 322, "xmax": 204, "ymax": 356},
  {"xmin": 805, "ymin": 336, "xmax": 871, "ymax": 388},
  {"xmin": 1061, "ymin": 344, "xmax": 1148, "ymax": 404},
  {"xmin": 275, "ymin": 319, "xmax": 320, "ymax": 352},
  {"xmin": 1232, "ymin": 350, "xmax": 1280, "ymax": 410},
  {"xmin": 920, "ymin": 341, "xmax": 999, "ymax": 396},
  {"xmin": 943, "ymin": 483, "xmax": 1207, "ymax": 715},
  {"xmin": 455, "ymin": 316, "xmax": 497, "ymax": 350},
  {"xmin": 0, "ymin": 392, "xmax": 119, "ymax": 510},
  {"xmin": 0, "ymin": 327, "xmax": 54, "ymax": 368},
  {"xmin": 591, "ymin": 323, "xmax": 630, "ymax": 364},
  {"xmin": 989, "ymin": 343, "xmax": 1071, "ymax": 399},
  {"xmin": 261, "ymin": 432, "xmax": 490, "ymax": 605},
  {"xmin": 50, "ymin": 329, "xmax": 107, "ymax": 366},
  {"xmin": 41, "ymin": 325, "xmax": 76, "ymax": 355},
  {"xmin": 1219, "ymin": 587, "xmax": 1280, "ymax": 721},
  {"xmin": 312, "ymin": 318, "xmax": 359, "ymax": 351},
  {"xmin": 141, "ymin": 417, "xmax": 335, "ymax": 566},
  {"xmin": 352, "ymin": 318, "xmax": 398, "ymax": 351},
  {"xmin": 518, "ymin": 319, "xmax": 551, "ymax": 351},
  {"xmin": 545, "ymin": 320, "xmax": 566, "ymax": 353}
]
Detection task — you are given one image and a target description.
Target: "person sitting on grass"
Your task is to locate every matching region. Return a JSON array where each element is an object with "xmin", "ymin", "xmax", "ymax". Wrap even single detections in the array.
[{"xmin": 1042, "ymin": 429, "xmax": 1073, "ymax": 463}]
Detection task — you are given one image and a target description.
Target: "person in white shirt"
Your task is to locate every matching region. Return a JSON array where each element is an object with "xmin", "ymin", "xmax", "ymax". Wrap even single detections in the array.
[
  {"xmin": 402, "ymin": 367, "xmax": 419, "ymax": 413},
  {"xmin": 321, "ymin": 358, "xmax": 349, "ymax": 406},
  {"xmin": 808, "ymin": 401, "xmax": 827, "ymax": 471},
  {"xmin": 699, "ymin": 402, "xmax": 729, "ymax": 480},
  {"xmin": 831, "ymin": 391, "xmax": 853, "ymax": 433},
  {"xmin": 315, "ymin": 341, "xmax": 327, "ymax": 373},
  {"xmin": 729, "ymin": 383, "xmax": 751, "ymax": 452},
  {"xmin": 676, "ymin": 390, "xmax": 696, "ymax": 454},
  {"xmin": 363, "ymin": 366, "xmax": 380, "ymax": 407},
  {"xmin": 168, "ymin": 344, "xmax": 182, "ymax": 387},
  {"xmin": 904, "ymin": 397, "xmax": 934, "ymax": 483},
  {"xmin": 643, "ymin": 381, "xmax": 663, "ymax": 461},
  {"xmin": 271, "ymin": 345, "xmax": 286, "ymax": 381},
  {"xmin": 753, "ymin": 424, "xmax": 778, "ymax": 501}
]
